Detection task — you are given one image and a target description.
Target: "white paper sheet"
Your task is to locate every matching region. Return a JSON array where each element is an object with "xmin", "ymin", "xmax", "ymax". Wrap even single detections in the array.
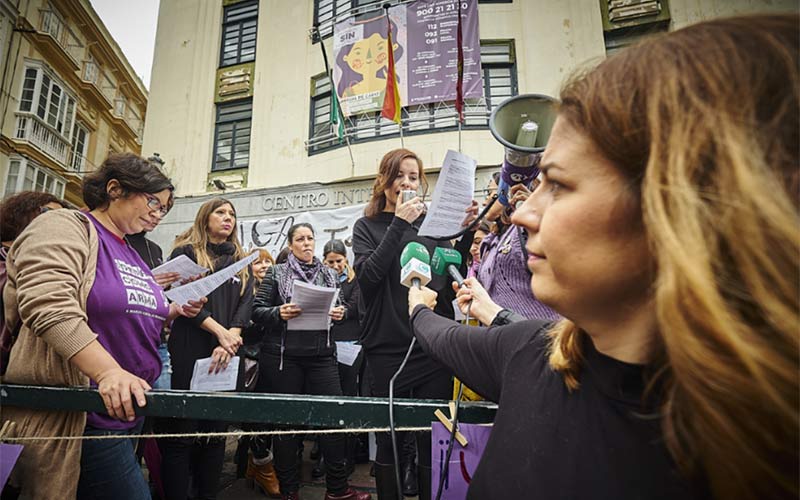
[
  {"xmin": 418, "ymin": 150, "xmax": 477, "ymax": 238},
  {"xmin": 287, "ymin": 280, "xmax": 340, "ymax": 331},
  {"xmin": 336, "ymin": 341, "xmax": 362, "ymax": 367},
  {"xmin": 151, "ymin": 254, "xmax": 209, "ymax": 283},
  {"xmin": 165, "ymin": 252, "xmax": 258, "ymax": 306},
  {"xmin": 189, "ymin": 356, "xmax": 240, "ymax": 392}
]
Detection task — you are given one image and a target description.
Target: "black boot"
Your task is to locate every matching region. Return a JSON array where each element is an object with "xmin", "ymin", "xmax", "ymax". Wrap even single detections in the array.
[
  {"xmin": 401, "ymin": 461, "xmax": 418, "ymax": 497},
  {"xmin": 374, "ymin": 462, "xmax": 401, "ymax": 500},
  {"xmin": 417, "ymin": 465, "xmax": 432, "ymax": 500}
]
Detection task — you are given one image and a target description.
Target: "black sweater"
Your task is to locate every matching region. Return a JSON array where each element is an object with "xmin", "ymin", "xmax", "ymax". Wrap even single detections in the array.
[
  {"xmin": 352, "ymin": 213, "xmax": 470, "ymax": 356},
  {"xmin": 331, "ymin": 278, "xmax": 361, "ymax": 342},
  {"xmin": 168, "ymin": 243, "xmax": 253, "ymax": 390},
  {"xmin": 410, "ymin": 306, "xmax": 701, "ymax": 500}
]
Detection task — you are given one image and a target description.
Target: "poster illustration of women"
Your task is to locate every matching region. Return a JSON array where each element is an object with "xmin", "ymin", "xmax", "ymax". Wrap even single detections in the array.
[{"xmin": 333, "ymin": 10, "xmax": 408, "ymax": 116}]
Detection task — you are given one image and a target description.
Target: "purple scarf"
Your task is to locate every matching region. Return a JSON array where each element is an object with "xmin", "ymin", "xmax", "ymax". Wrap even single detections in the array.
[{"xmin": 278, "ymin": 252, "xmax": 337, "ymax": 301}]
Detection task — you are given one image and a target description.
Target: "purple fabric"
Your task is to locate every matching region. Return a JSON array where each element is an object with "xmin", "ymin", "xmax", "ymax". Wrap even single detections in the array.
[
  {"xmin": 431, "ymin": 422, "xmax": 492, "ymax": 499},
  {"xmin": 85, "ymin": 214, "xmax": 169, "ymax": 430},
  {"xmin": 477, "ymin": 225, "xmax": 560, "ymax": 321}
]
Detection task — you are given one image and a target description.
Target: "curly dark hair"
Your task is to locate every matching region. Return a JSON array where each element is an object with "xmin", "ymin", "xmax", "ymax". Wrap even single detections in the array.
[
  {"xmin": 0, "ymin": 191, "xmax": 65, "ymax": 242},
  {"xmin": 82, "ymin": 153, "xmax": 174, "ymax": 210}
]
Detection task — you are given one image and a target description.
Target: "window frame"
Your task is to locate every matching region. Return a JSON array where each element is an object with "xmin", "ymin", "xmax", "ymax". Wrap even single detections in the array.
[
  {"xmin": 70, "ymin": 122, "xmax": 89, "ymax": 172},
  {"xmin": 4, "ymin": 157, "xmax": 66, "ymax": 198},
  {"xmin": 17, "ymin": 64, "xmax": 77, "ymax": 141},
  {"xmin": 307, "ymin": 39, "xmax": 517, "ymax": 155},
  {"xmin": 219, "ymin": 0, "xmax": 259, "ymax": 68},
  {"xmin": 212, "ymin": 98, "xmax": 253, "ymax": 172}
]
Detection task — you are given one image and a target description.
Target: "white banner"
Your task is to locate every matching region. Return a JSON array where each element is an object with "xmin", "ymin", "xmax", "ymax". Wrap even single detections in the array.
[{"xmin": 239, "ymin": 203, "xmax": 367, "ymax": 262}]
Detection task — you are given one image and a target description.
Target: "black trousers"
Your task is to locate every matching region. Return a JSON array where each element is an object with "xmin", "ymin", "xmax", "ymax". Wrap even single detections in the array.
[
  {"xmin": 366, "ymin": 350, "xmax": 452, "ymax": 466},
  {"xmin": 259, "ymin": 350, "xmax": 349, "ymax": 495},
  {"xmin": 157, "ymin": 419, "xmax": 227, "ymax": 500}
]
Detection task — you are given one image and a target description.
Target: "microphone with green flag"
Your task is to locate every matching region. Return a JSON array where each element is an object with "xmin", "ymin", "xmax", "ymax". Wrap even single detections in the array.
[
  {"xmin": 399, "ymin": 242, "xmax": 431, "ymax": 289},
  {"xmin": 431, "ymin": 247, "xmax": 465, "ymax": 288}
]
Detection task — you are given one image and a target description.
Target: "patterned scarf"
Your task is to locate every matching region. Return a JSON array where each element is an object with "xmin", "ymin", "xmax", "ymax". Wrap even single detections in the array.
[{"xmin": 278, "ymin": 252, "xmax": 337, "ymax": 301}]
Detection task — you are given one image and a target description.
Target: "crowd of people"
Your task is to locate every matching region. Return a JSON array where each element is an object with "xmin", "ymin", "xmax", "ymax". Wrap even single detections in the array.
[{"xmin": 0, "ymin": 12, "xmax": 797, "ymax": 500}]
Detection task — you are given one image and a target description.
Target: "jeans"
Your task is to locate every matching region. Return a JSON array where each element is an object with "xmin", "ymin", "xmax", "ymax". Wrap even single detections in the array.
[
  {"xmin": 76, "ymin": 421, "xmax": 151, "ymax": 500},
  {"xmin": 259, "ymin": 351, "xmax": 349, "ymax": 495},
  {"xmin": 152, "ymin": 342, "xmax": 172, "ymax": 390}
]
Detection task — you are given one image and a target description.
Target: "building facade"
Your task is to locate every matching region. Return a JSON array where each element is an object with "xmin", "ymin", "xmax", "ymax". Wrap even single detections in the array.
[
  {"xmin": 0, "ymin": 0, "xmax": 147, "ymax": 206},
  {"xmin": 142, "ymin": 0, "xmax": 796, "ymax": 251}
]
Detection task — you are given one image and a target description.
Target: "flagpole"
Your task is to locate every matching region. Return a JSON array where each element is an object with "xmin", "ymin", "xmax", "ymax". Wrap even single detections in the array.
[
  {"xmin": 456, "ymin": 0, "xmax": 465, "ymax": 154},
  {"xmin": 314, "ymin": 25, "xmax": 356, "ymax": 178}
]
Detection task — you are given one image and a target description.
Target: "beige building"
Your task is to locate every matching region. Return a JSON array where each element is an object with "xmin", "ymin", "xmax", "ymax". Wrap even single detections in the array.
[
  {"xmin": 0, "ymin": 0, "xmax": 147, "ymax": 206},
  {"xmin": 142, "ymin": 0, "xmax": 796, "ymax": 250}
]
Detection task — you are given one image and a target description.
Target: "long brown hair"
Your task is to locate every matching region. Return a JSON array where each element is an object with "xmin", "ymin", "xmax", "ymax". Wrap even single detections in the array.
[
  {"xmin": 549, "ymin": 14, "xmax": 799, "ymax": 499},
  {"xmin": 173, "ymin": 197, "xmax": 250, "ymax": 294},
  {"xmin": 364, "ymin": 148, "xmax": 429, "ymax": 218}
]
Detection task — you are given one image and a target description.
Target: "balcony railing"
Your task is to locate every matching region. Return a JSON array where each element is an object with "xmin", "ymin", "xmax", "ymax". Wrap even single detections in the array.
[
  {"xmin": 81, "ymin": 60, "xmax": 118, "ymax": 107},
  {"xmin": 14, "ymin": 113, "xmax": 70, "ymax": 166},
  {"xmin": 305, "ymin": 102, "xmax": 492, "ymax": 152},
  {"xmin": 38, "ymin": 10, "xmax": 84, "ymax": 64}
]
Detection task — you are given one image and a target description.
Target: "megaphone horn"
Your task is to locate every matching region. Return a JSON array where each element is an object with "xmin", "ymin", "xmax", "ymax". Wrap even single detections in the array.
[{"xmin": 489, "ymin": 94, "xmax": 558, "ymax": 206}]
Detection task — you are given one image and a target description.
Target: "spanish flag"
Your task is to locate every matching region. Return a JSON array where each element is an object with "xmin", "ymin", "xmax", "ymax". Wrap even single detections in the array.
[{"xmin": 380, "ymin": 16, "xmax": 401, "ymax": 124}]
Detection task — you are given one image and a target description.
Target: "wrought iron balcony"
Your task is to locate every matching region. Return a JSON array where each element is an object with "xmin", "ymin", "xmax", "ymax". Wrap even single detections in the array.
[{"xmin": 14, "ymin": 113, "xmax": 70, "ymax": 166}]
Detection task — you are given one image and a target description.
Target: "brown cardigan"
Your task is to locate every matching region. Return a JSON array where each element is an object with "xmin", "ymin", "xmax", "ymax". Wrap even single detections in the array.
[{"xmin": 2, "ymin": 209, "xmax": 100, "ymax": 499}]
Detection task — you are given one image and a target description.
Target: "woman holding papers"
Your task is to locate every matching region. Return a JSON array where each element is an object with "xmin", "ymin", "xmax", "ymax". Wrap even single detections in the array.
[
  {"xmin": 252, "ymin": 223, "xmax": 370, "ymax": 500},
  {"xmin": 351, "ymin": 148, "xmax": 476, "ymax": 500},
  {"xmin": 2, "ymin": 154, "xmax": 204, "ymax": 499},
  {"xmin": 159, "ymin": 197, "xmax": 254, "ymax": 500}
]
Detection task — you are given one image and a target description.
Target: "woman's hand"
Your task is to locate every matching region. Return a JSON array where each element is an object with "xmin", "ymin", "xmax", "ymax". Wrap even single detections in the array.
[
  {"xmin": 509, "ymin": 184, "xmax": 532, "ymax": 209},
  {"xmin": 168, "ymin": 297, "xmax": 207, "ymax": 322},
  {"xmin": 154, "ymin": 272, "xmax": 181, "ymax": 289},
  {"xmin": 330, "ymin": 305, "xmax": 345, "ymax": 322},
  {"xmin": 208, "ymin": 346, "xmax": 232, "ymax": 374},
  {"xmin": 95, "ymin": 367, "xmax": 151, "ymax": 422},
  {"xmin": 454, "ymin": 277, "xmax": 503, "ymax": 326},
  {"xmin": 462, "ymin": 199, "xmax": 480, "ymax": 227},
  {"xmin": 279, "ymin": 303, "xmax": 302, "ymax": 321},
  {"xmin": 408, "ymin": 286, "xmax": 438, "ymax": 316},
  {"xmin": 215, "ymin": 328, "xmax": 242, "ymax": 356},
  {"xmin": 395, "ymin": 196, "xmax": 425, "ymax": 223}
]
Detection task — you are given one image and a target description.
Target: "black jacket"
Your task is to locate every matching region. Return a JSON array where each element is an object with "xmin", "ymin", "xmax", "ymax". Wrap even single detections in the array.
[
  {"xmin": 168, "ymin": 243, "xmax": 253, "ymax": 390},
  {"xmin": 252, "ymin": 263, "xmax": 340, "ymax": 358}
]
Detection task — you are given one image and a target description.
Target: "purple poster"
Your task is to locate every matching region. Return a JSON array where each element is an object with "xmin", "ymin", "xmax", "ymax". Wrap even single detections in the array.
[
  {"xmin": 332, "ymin": 0, "xmax": 482, "ymax": 117},
  {"xmin": 407, "ymin": 0, "xmax": 483, "ymax": 105},
  {"xmin": 0, "ymin": 443, "xmax": 22, "ymax": 489},
  {"xmin": 431, "ymin": 422, "xmax": 492, "ymax": 499}
]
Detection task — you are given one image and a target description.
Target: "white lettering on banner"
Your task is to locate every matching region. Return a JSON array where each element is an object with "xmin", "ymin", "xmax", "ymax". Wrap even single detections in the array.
[
  {"xmin": 121, "ymin": 273, "xmax": 152, "ymax": 292},
  {"xmin": 240, "ymin": 204, "xmax": 366, "ymax": 262},
  {"xmin": 127, "ymin": 289, "xmax": 157, "ymax": 309}
]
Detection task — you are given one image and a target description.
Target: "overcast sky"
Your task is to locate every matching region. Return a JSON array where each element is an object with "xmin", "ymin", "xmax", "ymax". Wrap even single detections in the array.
[{"xmin": 89, "ymin": 0, "xmax": 160, "ymax": 89}]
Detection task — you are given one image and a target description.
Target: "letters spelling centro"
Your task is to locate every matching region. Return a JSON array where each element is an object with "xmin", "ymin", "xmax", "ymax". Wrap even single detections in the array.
[{"xmin": 261, "ymin": 188, "xmax": 372, "ymax": 213}]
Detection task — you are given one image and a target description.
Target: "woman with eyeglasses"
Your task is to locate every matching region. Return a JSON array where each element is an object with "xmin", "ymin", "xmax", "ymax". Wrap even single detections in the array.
[
  {"xmin": 158, "ymin": 197, "xmax": 254, "ymax": 500},
  {"xmin": 2, "ymin": 153, "xmax": 205, "ymax": 500}
]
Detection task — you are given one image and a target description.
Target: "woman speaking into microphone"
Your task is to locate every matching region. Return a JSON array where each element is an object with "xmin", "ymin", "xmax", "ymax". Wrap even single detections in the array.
[{"xmin": 352, "ymin": 148, "xmax": 476, "ymax": 500}]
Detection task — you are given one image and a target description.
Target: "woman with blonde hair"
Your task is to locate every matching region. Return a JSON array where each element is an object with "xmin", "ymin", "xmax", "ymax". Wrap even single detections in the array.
[
  {"xmin": 159, "ymin": 197, "xmax": 254, "ymax": 500},
  {"xmin": 409, "ymin": 14, "xmax": 798, "ymax": 500}
]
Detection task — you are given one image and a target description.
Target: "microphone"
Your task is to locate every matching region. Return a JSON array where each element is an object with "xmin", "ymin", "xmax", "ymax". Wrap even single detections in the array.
[
  {"xmin": 399, "ymin": 242, "xmax": 432, "ymax": 289},
  {"xmin": 431, "ymin": 247, "xmax": 465, "ymax": 288}
]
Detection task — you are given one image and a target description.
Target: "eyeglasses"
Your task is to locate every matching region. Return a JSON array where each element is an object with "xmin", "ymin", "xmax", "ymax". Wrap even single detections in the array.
[{"xmin": 142, "ymin": 193, "xmax": 170, "ymax": 217}]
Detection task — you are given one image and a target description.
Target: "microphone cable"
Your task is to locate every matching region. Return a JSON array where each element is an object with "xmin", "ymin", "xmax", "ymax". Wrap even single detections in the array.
[{"xmin": 389, "ymin": 336, "xmax": 417, "ymax": 500}]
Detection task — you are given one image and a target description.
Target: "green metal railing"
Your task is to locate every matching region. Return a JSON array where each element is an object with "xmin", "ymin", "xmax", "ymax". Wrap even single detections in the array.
[{"xmin": 0, "ymin": 385, "xmax": 496, "ymax": 428}]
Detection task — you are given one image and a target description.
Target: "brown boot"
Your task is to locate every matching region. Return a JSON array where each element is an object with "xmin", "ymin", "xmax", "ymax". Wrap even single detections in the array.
[{"xmin": 246, "ymin": 454, "xmax": 281, "ymax": 498}]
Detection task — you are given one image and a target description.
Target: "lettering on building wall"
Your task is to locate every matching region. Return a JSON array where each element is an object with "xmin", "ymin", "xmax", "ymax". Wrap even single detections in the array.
[{"xmin": 261, "ymin": 187, "xmax": 372, "ymax": 213}]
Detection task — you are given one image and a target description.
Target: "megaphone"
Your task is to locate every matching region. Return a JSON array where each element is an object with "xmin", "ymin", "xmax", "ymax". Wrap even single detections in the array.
[{"xmin": 489, "ymin": 94, "xmax": 558, "ymax": 206}]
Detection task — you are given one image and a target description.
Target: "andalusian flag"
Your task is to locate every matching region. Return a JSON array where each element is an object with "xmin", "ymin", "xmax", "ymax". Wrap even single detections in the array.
[
  {"xmin": 330, "ymin": 84, "xmax": 344, "ymax": 143},
  {"xmin": 380, "ymin": 15, "xmax": 401, "ymax": 124}
]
